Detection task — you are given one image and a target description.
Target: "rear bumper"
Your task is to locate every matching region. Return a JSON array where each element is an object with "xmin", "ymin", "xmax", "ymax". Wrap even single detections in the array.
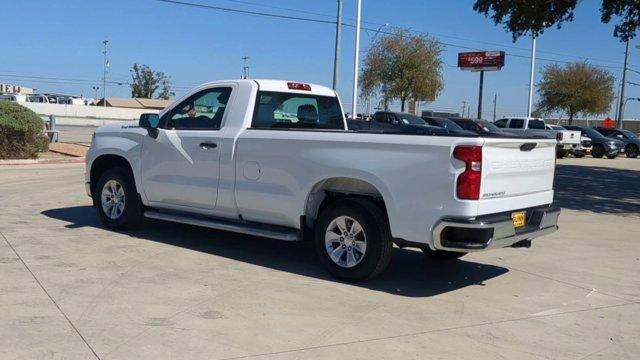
[{"xmin": 432, "ymin": 205, "xmax": 560, "ymax": 252}]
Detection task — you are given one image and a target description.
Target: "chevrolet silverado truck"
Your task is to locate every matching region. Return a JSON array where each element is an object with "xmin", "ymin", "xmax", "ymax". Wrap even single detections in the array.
[{"xmin": 85, "ymin": 79, "xmax": 560, "ymax": 281}]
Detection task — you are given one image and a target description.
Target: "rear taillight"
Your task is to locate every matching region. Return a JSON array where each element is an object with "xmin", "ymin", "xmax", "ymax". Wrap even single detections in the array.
[
  {"xmin": 556, "ymin": 132, "xmax": 563, "ymax": 141},
  {"xmin": 453, "ymin": 145, "xmax": 482, "ymax": 200}
]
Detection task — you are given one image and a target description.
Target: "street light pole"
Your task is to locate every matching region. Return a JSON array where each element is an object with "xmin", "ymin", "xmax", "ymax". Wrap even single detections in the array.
[
  {"xmin": 616, "ymin": 39, "xmax": 630, "ymax": 128},
  {"xmin": 102, "ymin": 39, "xmax": 109, "ymax": 106},
  {"xmin": 351, "ymin": 0, "xmax": 362, "ymax": 119},
  {"xmin": 332, "ymin": 0, "xmax": 343, "ymax": 90},
  {"xmin": 526, "ymin": 34, "xmax": 536, "ymax": 118}
]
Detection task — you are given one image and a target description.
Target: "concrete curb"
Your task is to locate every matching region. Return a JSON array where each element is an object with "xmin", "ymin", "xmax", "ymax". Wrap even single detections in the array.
[{"xmin": 0, "ymin": 157, "xmax": 85, "ymax": 166}]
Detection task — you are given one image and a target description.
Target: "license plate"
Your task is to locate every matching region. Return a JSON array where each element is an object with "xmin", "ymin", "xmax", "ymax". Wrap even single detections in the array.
[{"xmin": 512, "ymin": 211, "xmax": 526, "ymax": 228}]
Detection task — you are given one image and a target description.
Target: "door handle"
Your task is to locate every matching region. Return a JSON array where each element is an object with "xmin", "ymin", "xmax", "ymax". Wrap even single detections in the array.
[{"xmin": 200, "ymin": 142, "xmax": 217, "ymax": 149}]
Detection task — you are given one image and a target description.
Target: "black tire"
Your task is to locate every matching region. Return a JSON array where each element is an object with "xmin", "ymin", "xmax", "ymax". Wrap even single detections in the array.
[
  {"xmin": 556, "ymin": 150, "xmax": 566, "ymax": 159},
  {"xmin": 606, "ymin": 154, "xmax": 617, "ymax": 159},
  {"xmin": 421, "ymin": 248, "xmax": 467, "ymax": 260},
  {"xmin": 314, "ymin": 198, "xmax": 393, "ymax": 281},
  {"xmin": 94, "ymin": 167, "xmax": 142, "ymax": 229},
  {"xmin": 626, "ymin": 145, "xmax": 639, "ymax": 158},
  {"xmin": 592, "ymin": 145, "xmax": 605, "ymax": 158}
]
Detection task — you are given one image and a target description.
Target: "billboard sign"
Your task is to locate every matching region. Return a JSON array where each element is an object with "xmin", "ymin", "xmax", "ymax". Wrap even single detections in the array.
[{"xmin": 458, "ymin": 51, "xmax": 505, "ymax": 71}]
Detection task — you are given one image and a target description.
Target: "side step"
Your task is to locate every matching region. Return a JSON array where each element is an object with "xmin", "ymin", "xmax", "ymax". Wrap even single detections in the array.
[{"xmin": 143, "ymin": 210, "xmax": 300, "ymax": 241}]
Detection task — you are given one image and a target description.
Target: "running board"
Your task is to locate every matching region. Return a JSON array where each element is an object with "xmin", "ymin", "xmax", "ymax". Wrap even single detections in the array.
[{"xmin": 143, "ymin": 210, "xmax": 300, "ymax": 241}]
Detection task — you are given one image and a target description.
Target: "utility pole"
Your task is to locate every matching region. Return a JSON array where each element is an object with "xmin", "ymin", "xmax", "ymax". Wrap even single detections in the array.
[
  {"xmin": 461, "ymin": 101, "xmax": 467, "ymax": 117},
  {"xmin": 332, "ymin": 0, "xmax": 343, "ymax": 90},
  {"xmin": 526, "ymin": 35, "xmax": 536, "ymax": 118},
  {"xmin": 350, "ymin": 0, "xmax": 362, "ymax": 119},
  {"xmin": 492, "ymin": 93, "xmax": 497, "ymax": 121},
  {"xmin": 477, "ymin": 70, "xmax": 484, "ymax": 119},
  {"xmin": 616, "ymin": 39, "xmax": 630, "ymax": 128},
  {"xmin": 241, "ymin": 56, "xmax": 250, "ymax": 79},
  {"xmin": 102, "ymin": 39, "xmax": 109, "ymax": 106}
]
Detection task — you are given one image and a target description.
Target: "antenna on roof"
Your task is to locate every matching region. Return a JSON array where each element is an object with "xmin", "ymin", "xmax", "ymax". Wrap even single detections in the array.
[{"xmin": 241, "ymin": 56, "xmax": 249, "ymax": 79}]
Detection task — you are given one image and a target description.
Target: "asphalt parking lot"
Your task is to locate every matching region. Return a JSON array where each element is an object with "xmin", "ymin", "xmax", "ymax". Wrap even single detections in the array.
[{"xmin": 1, "ymin": 156, "xmax": 639, "ymax": 359}]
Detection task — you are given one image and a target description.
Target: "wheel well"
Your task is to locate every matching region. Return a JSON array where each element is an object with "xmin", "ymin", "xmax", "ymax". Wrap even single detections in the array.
[
  {"xmin": 304, "ymin": 178, "xmax": 388, "ymax": 231},
  {"xmin": 90, "ymin": 155, "xmax": 134, "ymax": 197}
]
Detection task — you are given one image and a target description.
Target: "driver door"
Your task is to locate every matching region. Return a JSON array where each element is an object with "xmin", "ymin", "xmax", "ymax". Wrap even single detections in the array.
[{"xmin": 140, "ymin": 87, "xmax": 232, "ymax": 210}]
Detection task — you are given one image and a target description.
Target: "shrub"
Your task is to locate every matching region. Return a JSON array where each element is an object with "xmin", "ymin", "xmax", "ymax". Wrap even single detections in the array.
[{"xmin": 0, "ymin": 102, "xmax": 46, "ymax": 159}]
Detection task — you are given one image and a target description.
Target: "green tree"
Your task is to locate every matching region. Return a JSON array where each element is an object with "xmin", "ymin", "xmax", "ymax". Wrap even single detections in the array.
[
  {"xmin": 130, "ymin": 63, "xmax": 174, "ymax": 99},
  {"xmin": 536, "ymin": 62, "xmax": 614, "ymax": 124},
  {"xmin": 361, "ymin": 30, "xmax": 444, "ymax": 112},
  {"xmin": 473, "ymin": 0, "xmax": 640, "ymax": 41}
]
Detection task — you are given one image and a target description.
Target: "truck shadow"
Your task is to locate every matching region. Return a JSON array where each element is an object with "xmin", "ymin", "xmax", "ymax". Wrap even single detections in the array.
[
  {"xmin": 42, "ymin": 206, "xmax": 508, "ymax": 298},
  {"xmin": 555, "ymin": 164, "xmax": 640, "ymax": 215}
]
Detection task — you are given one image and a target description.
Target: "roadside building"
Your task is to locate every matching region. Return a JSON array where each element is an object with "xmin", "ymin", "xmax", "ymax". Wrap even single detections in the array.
[{"xmin": 95, "ymin": 97, "xmax": 171, "ymax": 110}]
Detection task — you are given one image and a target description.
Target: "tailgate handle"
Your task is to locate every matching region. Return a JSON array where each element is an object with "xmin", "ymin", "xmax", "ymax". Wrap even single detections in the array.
[{"xmin": 520, "ymin": 143, "xmax": 537, "ymax": 151}]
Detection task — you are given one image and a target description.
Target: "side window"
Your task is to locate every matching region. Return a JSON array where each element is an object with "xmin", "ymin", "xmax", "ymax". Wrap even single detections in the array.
[
  {"xmin": 385, "ymin": 113, "xmax": 397, "ymax": 124},
  {"xmin": 166, "ymin": 87, "xmax": 231, "ymax": 130},
  {"xmin": 509, "ymin": 119, "xmax": 524, "ymax": 128},
  {"xmin": 528, "ymin": 120, "xmax": 545, "ymax": 129},
  {"xmin": 494, "ymin": 119, "xmax": 508, "ymax": 128},
  {"xmin": 373, "ymin": 112, "xmax": 387, "ymax": 123},
  {"xmin": 252, "ymin": 92, "xmax": 344, "ymax": 130}
]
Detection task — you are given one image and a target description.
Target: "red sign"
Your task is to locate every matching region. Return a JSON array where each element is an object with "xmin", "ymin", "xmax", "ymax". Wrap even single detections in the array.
[
  {"xmin": 458, "ymin": 51, "xmax": 505, "ymax": 71},
  {"xmin": 602, "ymin": 117, "xmax": 615, "ymax": 128}
]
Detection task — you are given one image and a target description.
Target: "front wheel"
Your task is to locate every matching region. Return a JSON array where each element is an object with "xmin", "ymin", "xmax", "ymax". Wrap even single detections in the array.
[
  {"xmin": 592, "ymin": 145, "xmax": 605, "ymax": 158},
  {"xmin": 314, "ymin": 198, "xmax": 393, "ymax": 281},
  {"xmin": 421, "ymin": 248, "xmax": 467, "ymax": 260},
  {"xmin": 626, "ymin": 146, "xmax": 639, "ymax": 158},
  {"xmin": 94, "ymin": 167, "xmax": 142, "ymax": 229}
]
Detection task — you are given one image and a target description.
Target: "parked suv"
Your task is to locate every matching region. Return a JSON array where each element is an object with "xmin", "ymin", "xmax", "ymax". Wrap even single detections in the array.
[
  {"xmin": 563, "ymin": 126, "xmax": 624, "ymax": 159},
  {"xmin": 592, "ymin": 127, "xmax": 640, "ymax": 158}
]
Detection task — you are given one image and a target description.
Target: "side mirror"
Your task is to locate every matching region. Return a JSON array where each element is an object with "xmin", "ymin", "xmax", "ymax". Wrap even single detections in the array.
[{"xmin": 139, "ymin": 113, "xmax": 160, "ymax": 138}]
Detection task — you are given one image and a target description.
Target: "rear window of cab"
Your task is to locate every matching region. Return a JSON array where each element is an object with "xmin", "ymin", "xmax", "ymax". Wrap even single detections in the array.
[{"xmin": 252, "ymin": 91, "xmax": 344, "ymax": 130}]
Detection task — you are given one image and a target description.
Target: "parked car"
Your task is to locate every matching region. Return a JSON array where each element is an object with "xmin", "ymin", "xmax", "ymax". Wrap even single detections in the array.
[
  {"xmin": 563, "ymin": 126, "xmax": 624, "ymax": 159},
  {"xmin": 421, "ymin": 116, "xmax": 476, "ymax": 135},
  {"xmin": 495, "ymin": 117, "xmax": 581, "ymax": 158},
  {"xmin": 450, "ymin": 118, "xmax": 505, "ymax": 135},
  {"xmin": 592, "ymin": 127, "xmax": 640, "ymax": 158},
  {"xmin": 347, "ymin": 111, "xmax": 448, "ymax": 135},
  {"xmin": 0, "ymin": 93, "xmax": 28, "ymax": 102},
  {"xmin": 85, "ymin": 79, "xmax": 559, "ymax": 281},
  {"xmin": 545, "ymin": 124, "xmax": 590, "ymax": 158}
]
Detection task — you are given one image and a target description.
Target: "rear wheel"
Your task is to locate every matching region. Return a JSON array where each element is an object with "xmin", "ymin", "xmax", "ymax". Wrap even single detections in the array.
[
  {"xmin": 94, "ymin": 167, "xmax": 142, "ymax": 229},
  {"xmin": 592, "ymin": 145, "xmax": 605, "ymax": 158},
  {"xmin": 556, "ymin": 150, "xmax": 567, "ymax": 159},
  {"xmin": 421, "ymin": 248, "xmax": 467, "ymax": 260},
  {"xmin": 314, "ymin": 198, "xmax": 393, "ymax": 281},
  {"xmin": 626, "ymin": 145, "xmax": 639, "ymax": 158}
]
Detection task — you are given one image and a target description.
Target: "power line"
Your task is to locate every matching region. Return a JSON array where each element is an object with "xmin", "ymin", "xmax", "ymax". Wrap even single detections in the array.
[{"xmin": 156, "ymin": 0, "xmax": 633, "ymax": 72}]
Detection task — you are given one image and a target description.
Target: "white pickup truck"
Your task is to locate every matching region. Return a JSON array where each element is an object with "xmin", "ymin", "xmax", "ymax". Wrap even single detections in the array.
[
  {"xmin": 85, "ymin": 79, "xmax": 560, "ymax": 281},
  {"xmin": 494, "ymin": 117, "xmax": 581, "ymax": 158}
]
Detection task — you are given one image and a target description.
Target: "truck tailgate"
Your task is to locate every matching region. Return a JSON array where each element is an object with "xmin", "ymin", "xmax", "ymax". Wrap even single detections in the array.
[{"xmin": 479, "ymin": 138, "xmax": 556, "ymax": 204}]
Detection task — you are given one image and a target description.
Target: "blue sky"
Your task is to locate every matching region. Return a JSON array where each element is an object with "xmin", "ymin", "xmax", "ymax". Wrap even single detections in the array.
[{"xmin": 1, "ymin": 0, "xmax": 637, "ymax": 119}]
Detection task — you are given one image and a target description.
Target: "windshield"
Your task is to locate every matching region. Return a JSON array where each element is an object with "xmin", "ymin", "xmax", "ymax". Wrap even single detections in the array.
[
  {"xmin": 436, "ymin": 119, "xmax": 463, "ymax": 130},
  {"xmin": 476, "ymin": 120, "xmax": 502, "ymax": 133},
  {"xmin": 619, "ymin": 129, "xmax": 638, "ymax": 139},
  {"xmin": 583, "ymin": 128, "xmax": 605, "ymax": 139},
  {"xmin": 398, "ymin": 114, "xmax": 426, "ymax": 125}
]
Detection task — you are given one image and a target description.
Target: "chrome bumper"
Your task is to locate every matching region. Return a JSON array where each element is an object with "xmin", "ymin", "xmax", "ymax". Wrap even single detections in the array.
[{"xmin": 432, "ymin": 206, "xmax": 560, "ymax": 252}]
